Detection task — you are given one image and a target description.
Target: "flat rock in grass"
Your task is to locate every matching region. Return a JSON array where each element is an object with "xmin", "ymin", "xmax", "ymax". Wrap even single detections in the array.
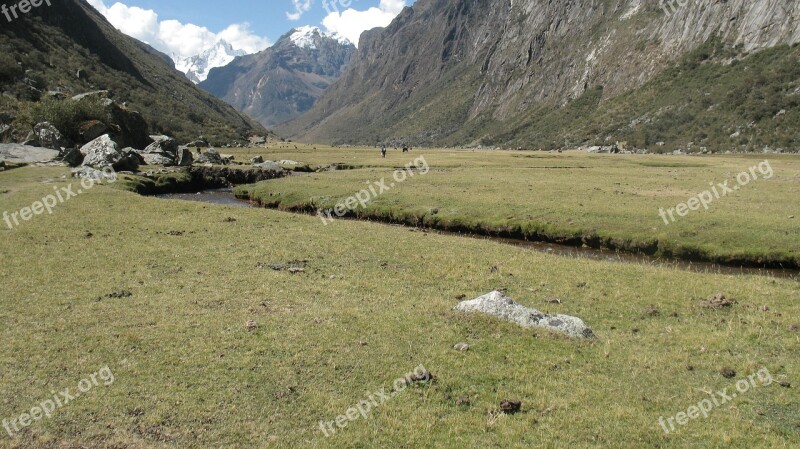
[
  {"xmin": 455, "ymin": 291, "xmax": 595, "ymax": 339},
  {"xmin": 0, "ymin": 143, "xmax": 59, "ymax": 163}
]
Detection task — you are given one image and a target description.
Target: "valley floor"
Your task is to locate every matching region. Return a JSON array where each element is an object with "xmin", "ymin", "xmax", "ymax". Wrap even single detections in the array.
[{"xmin": 0, "ymin": 148, "xmax": 798, "ymax": 448}]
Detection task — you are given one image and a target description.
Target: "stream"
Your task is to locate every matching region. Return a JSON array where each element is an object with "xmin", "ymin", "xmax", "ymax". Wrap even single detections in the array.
[{"xmin": 155, "ymin": 188, "xmax": 799, "ymax": 279}]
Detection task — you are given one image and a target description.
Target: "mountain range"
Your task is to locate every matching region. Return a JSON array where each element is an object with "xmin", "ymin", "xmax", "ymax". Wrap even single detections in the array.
[
  {"xmin": 275, "ymin": 0, "xmax": 800, "ymax": 151},
  {"xmin": 0, "ymin": 0, "xmax": 268, "ymax": 145},
  {"xmin": 199, "ymin": 27, "xmax": 356, "ymax": 127},
  {"xmin": 175, "ymin": 40, "xmax": 247, "ymax": 84}
]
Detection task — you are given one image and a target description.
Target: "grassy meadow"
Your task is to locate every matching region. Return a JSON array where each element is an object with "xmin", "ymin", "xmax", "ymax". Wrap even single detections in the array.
[
  {"xmin": 234, "ymin": 145, "xmax": 800, "ymax": 267},
  {"xmin": 0, "ymin": 148, "xmax": 798, "ymax": 448}
]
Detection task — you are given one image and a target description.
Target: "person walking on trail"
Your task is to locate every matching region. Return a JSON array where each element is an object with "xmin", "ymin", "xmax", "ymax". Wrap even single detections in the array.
[{"xmin": 381, "ymin": 145, "xmax": 387, "ymax": 158}]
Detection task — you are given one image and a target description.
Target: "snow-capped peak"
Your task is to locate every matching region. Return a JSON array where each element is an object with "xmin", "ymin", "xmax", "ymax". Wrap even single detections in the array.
[
  {"xmin": 174, "ymin": 40, "xmax": 247, "ymax": 84},
  {"xmin": 288, "ymin": 26, "xmax": 353, "ymax": 50},
  {"xmin": 289, "ymin": 26, "xmax": 322, "ymax": 49}
]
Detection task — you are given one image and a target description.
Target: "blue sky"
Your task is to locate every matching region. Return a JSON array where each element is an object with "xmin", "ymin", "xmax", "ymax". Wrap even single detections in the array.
[{"xmin": 87, "ymin": 0, "xmax": 413, "ymax": 58}]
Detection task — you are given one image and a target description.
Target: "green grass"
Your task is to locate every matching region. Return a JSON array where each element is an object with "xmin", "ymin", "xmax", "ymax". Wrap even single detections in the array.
[
  {"xmin": 233, "ymin": 146, "xmax": 800, "ymax": 268},
  {"xmin": 0, "ymin": 157, "xmax": 798, "ymax": 448}
]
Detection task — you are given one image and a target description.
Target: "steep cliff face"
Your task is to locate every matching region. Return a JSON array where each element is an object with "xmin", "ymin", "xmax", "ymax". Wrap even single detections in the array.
[
  {"xmin": 278, "ymin": 0, "xmax": 800, "ymax": 150},
  {"xmin": 199, "ymin": 27, "xmax": 356, "ymax": 127}
]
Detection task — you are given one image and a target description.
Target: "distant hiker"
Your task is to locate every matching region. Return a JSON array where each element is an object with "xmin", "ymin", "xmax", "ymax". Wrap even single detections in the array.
[{"xmin": 381, "ymin": 145, "xmax": 387, "ymax": 158}]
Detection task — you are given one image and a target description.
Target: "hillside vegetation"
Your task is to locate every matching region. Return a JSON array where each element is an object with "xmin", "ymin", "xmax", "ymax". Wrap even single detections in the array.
[{"xmin": 0, "ymin": 0, "xmax": 269, "ymax": 144}]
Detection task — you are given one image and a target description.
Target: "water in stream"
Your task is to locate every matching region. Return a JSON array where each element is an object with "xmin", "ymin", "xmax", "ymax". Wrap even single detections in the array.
[{"xmin": 155, "ymin": 189, "xmax": 798, "ymax": 279}]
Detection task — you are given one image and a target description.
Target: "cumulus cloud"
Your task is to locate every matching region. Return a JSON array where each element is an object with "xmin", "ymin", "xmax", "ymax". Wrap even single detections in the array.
[
  {"xmin": 86, "ymin": 0, "xmax": 270, "ymax": 58},
  {"xmin": 286, "ymin": 0, "xmax": 312, "ymax": 21},
  {"xmin": 322, "ymin": 0, "xmax": 407, "ymax": 46}
]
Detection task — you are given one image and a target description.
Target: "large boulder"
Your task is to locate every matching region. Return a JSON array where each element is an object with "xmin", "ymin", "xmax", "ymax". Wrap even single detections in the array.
[
  {"xmin": 141, "ymin": 153, "xmax": 174, "ymax": 166},
  {"xmin": 254, "ymin": 161, "xmax": 283, "ymax": 174},
  {"xmin": 78, "ymin": 120, "xmax": 108, "ymax": 143},
  {"xmin": 143, "ymin": 136, "xmax": 178, "ymax": 156},
  {"xmin": 80, "ymin": 135, "xmax": 139, "ymax": 171},
  {"xmin": 106, "ymin": 103, "xmax": 152, "ymax": 150},
  {"xmin": 194, "ymin": 148, "xmax": 224, "ymax": 165},
  {"xmin": 58, "ymin": 147, "xmax": 84, "ymax": 167},
  {"xmin": 0, "ymin": 143, "xmax": 59, "ymax": 163},
  {"xmin": 33, "ymin": 122, "xmax": 66, "ymax": 150},
  {"xmin": 454, "ymin": 291, "xmax": 595, "ymax": 339},
  {"xmin": 176, "ymin": 146, "xmax": 193, "ymax": 166}
]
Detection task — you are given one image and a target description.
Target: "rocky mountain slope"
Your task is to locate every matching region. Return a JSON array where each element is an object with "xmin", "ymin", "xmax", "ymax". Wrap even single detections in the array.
[
  {"xmin": 279, "ymin": 0, "xmax": 800, "ymax": 151},
  {"xmin": 0, "ymin": 0, "xmax": 269, "ymax": 145},
  {"xmin": 199, "ymin": 27, "xmax": 355, "ymax": 127},
  {"xmin": 175, "ymin": 40, "xmax": 247, "ymax": 84}
]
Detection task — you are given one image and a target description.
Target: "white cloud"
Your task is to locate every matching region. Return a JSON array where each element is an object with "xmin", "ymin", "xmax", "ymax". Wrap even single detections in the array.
[
  {"xmin": 286, "ymin": 0, "xmax": 312, "ymax": 21},
  {"xmin": 322, "ymin": 0, "xmax": 407, "ymax": 46},
  {"xmin": 86, "ymin": 0, "xmax": 270, "ymax": 59}
]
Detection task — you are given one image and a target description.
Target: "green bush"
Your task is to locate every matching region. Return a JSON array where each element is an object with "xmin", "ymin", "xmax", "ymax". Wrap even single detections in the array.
[{"xmin": 15, "ymin": 97, "xmax": 107, "ymax": 141}]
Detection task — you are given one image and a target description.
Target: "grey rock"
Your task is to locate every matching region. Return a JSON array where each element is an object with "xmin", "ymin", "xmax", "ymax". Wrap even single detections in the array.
[
  {"xmin": 72, "ymin": 90, "xmax": 110, "ymax": 102},
  {"xmin": 59, "ymin": 147, "xmax": 84, "ymax": 167},
  {"xmin": 176, "ymin": 147, "xmax": 193, "ymax": 166},
  {"xmin": 34, "ymin": 122, "xmax": 66, "ymax": 150},
  {"xmin": 21, "ymin": 131, "xmax": 40, "ymax": 147},
  {"xmin": 454, "ymin": 291, "xmax": 595, "ymax": 339},
  {"xmin": 254, "ymin": 161, "xmax": 283, "ymax": 173},
  {"xmin": 141, "ymin": 153, "xmax": 174, "ymax": 166},
  {"xmin": 194, "ymin": 148, "xmax": 224, "ymax": 165},
  {"xmin": 250, "ymin": 155, "xmax": 264, "ymax": 164},
  {"xmin": 0, "ymin": 143, "xmax": 59, "ymax": 163},
  {"xmin": 143, "ymin": 136, "xmax": 178, "ymax": 156},
  {"xmin": 80, "ymin": 135, "xmax": 137, "ymax": 171},
  {"xmin": 78, "ymin": 120, "xmax": 108, "ymax": 143},
  {"xmin": 453, "ymin": 342, "xmax": 470, "ymax": 351}
]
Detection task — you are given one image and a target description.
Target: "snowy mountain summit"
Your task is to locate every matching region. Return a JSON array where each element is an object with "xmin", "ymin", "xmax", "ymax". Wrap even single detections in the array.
[
  {"xmin": 288, "ymin": 26, "xmax": 351, "ymax": 50},
  {"xmin": 174, "ymin": 40, "xmax": 246, "ymax": 84}
]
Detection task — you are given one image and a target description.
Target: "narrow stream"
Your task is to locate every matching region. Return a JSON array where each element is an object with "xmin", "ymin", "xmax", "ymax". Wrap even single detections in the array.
[{"xmin": 155, "ymin": 189, "xmax": 799, "ymax": 280}]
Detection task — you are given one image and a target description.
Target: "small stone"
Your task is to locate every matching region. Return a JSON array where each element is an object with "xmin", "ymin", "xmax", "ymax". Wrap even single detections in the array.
[
  {"xmin": 687, "ymin": 365, "xmax": 695, "ymax": 371},
  {"xmin": 779, "ymin": 381, "xmax": 791, "ymax": 388},
  {"xmin": 720, "ymin": 368, "xmax": 737, "ymax": 379},
  {"xmin": 453, "ymin": 342, "xmax": 470, "ymax": 351},
  {"xmin": 789, "ymin": 215, "xmax": 795, "ymax": 219},
  {"xmin": 245, "ymin": 320, "xmax": 258, "ymax": 331},
  {"xmin": 223, "ymin": 217, "xmax": 237, "ymax": 223},
  {"xmin": 544, "ymin": 297, "xmax": 562, "ymax": 304},
  {"xmin": 499, "ymin": 399, "xmax": 522, "ymax": 415},
  {"xmin": 288, "ymin": 267, "xmax": 305, "ymax": 274}
]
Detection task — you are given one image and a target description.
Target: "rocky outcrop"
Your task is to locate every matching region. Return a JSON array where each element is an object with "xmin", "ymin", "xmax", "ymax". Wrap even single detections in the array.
[
  {"xmin": 199, "ymin": 27, "xmax": 356, "ymax": 127},
  {"xmin": 34, "ymin": 122, "xmax": 66, "ymax": 150},
  {"xmin": 80, "ymin": 134, "xmax": 139, "ymax": 171},
  {"xmin": 0, "ymin": 143, "xmax": 59, "ymax": 163},
  {"xmin": 78, "ymin": 120, "xmax": 108, "ymax": 143},
  {"xmin": 455, "ymin": 291, "xmax": 595, "ymax": 339},
  {"xmin": 194, "ymin": 148, "xmax": 225, "ymax": 165}
]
